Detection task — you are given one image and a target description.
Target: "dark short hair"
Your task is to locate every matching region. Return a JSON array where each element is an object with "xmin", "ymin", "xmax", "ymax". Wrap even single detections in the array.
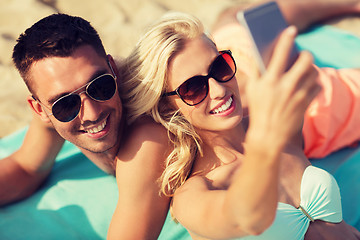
[{"xmin": 12, "ymin": 13, "xmax": 107, "ymax": 93}]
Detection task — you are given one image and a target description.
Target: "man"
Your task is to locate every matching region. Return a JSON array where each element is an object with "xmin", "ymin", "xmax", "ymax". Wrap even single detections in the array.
[{"xmin": 0, "ymin": 13, "xmax": 171, "ymax": 239}]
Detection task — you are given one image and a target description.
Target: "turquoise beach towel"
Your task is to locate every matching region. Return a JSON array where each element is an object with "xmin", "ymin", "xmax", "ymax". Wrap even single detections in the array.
[{"xmin": 0, "ymin": 25, "xmax": 360, "ymax": 239}]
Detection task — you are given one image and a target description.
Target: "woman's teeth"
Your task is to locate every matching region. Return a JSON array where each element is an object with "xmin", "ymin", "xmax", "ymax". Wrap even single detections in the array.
[{"xmin": 212, "ymin": 97, "xmax": 233, "ymax": 114}]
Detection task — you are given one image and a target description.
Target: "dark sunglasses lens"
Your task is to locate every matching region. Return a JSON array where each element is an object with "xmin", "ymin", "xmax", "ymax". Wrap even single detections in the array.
[
  {"xmin": 211, "ymin": 53, "xmax": 236, "ymax": 82},
  {"xmin": 178, "ymin": 76, "xmax": 208, "ymax": 105},
  {"xmin": 87, "ymin": 75, "xmax": 116, "ymax": 101},
  {"xmin": 52, "ymin": 95, "xmax": 81, "ymax": 122}
]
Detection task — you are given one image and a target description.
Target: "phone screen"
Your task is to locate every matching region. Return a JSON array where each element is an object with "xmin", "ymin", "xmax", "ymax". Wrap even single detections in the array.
[{"xmin": 237, "ymin": 1, "xmax": 299, "ymax": 73}]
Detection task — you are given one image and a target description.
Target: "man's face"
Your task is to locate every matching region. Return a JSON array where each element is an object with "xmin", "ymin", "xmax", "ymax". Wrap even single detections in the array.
[{"xmin": 29, "ymin": 45, "xmax": 123, "ymax": 154}]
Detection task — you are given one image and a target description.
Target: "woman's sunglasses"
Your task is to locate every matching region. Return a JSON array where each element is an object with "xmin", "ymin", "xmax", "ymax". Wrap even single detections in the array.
[
  {"xmin": 33, "ymin": 62, "xmax": 117, "ymax": 122},
  {"xmin": 163, "ymin": 50, "xmax": 236, "ymax": 106}
]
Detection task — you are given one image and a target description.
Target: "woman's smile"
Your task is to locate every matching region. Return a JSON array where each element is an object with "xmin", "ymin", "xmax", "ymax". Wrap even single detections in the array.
[{"xmin": 210, "ymin": 96, "xmax": 235, "ymax": 116}]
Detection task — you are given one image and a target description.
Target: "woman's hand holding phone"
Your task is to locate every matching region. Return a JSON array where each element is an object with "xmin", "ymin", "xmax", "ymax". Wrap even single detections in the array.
[{"xmin": 246, "ymin": 25, "xmax": 320, "ymax": 151}]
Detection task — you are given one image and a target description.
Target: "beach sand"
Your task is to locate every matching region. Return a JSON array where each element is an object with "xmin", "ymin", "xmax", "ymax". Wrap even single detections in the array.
[{"xmin": 0, "ymin": 0, "xmax": 359, "ymax": 138}]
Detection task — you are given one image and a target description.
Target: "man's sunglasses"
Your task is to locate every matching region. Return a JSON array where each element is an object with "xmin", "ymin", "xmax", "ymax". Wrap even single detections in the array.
[
  {"xmin": 163, "ymin": 50, "xmax": 236, "ymax": 106},
  {"xmin": 33, "ymin": 62, "xmax": 117, "ymax": 122}
]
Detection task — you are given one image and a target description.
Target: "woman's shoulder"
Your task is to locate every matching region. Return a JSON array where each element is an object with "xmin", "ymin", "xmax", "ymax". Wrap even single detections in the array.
[
  {"xmin": 177, "ymin": 161, "xmax": 240, "ymax": 193},
  {"xmin": 174, "ymin": 175, "xmax": 209, "ymax": 201}
]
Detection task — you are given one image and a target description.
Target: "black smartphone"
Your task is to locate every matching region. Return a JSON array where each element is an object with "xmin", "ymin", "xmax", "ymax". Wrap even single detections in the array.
[{"xmin": 236, "ymin": 1, "xmax": 299, "ymax": 73}]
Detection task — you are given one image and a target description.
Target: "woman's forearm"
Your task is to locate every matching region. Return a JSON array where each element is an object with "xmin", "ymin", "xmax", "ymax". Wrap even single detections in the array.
[{"xmin": 223, "ymin": 130, "xmax": 283, "ymax": 236}]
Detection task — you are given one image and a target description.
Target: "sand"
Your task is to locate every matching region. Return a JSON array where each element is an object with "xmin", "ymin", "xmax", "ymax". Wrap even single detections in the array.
[{"xmin": 0, "ymin": 0, "xmax": 359, "ymax": 138}]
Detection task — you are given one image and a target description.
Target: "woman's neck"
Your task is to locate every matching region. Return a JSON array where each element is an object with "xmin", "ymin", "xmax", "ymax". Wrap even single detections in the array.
[
  {"xmin": 201, "ymin": 117, "xmax": 248, "ymax": 148},
  {"xmin": 193, "ymin": 118, "xmax": 248, "ymax": 174}
]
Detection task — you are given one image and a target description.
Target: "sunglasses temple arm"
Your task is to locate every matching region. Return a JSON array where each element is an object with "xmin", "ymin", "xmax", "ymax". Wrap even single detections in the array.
[
  {"xmin": 107, "ymin": 59, "xmax": 117, "ymax": 78},
  {"xmin": 162, "ymin": 91, "xmax": 178, "ymax": 97}
]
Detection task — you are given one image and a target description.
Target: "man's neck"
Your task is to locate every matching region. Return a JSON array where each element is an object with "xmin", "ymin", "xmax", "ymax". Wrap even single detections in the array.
[{"xmin": 80, "ymin": 145, "xmax": 119, "ymax": 176}]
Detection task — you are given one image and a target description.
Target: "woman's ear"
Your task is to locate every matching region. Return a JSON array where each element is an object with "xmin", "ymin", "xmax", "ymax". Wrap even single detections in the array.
[{"xmin": 27, "ymin": 95, "xmax": 51, "ymax": 123}]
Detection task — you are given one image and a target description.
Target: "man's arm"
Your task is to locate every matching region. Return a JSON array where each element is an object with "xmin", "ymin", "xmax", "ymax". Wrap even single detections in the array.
[
  {"xmin": 0, "ymin": 113, "xmax": 64, "ymax": 205},
  {"xmin": 107, "ymin": 118, "xmax": 171, "ymax": 240}
]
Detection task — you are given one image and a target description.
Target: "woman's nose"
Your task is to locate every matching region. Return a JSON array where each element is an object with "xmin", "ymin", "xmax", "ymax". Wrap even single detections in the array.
[{"xmin": 208, "ymin": 78, "xmax": 226, "ymax": 100}]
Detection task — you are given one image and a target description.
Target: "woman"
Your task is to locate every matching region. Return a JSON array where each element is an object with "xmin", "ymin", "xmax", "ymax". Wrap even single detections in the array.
[{"xmin": 121, "ymin": 12, "xmax": 360, "ymax": 239}]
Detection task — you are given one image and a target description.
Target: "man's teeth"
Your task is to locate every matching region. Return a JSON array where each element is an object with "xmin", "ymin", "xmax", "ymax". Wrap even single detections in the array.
[
  {"xmin": 213, "ymin": 97, "xmax": 233, "ymax": 114},
  {"xmin": 87, "ymin": 119, "xmax": 106, "ymax": 134}
]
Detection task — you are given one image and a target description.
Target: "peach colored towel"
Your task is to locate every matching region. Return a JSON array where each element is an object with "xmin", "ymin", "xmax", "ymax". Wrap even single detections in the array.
[{"xmin": 212, "ymin": 23, "xmax": 360, "ymax": 158}]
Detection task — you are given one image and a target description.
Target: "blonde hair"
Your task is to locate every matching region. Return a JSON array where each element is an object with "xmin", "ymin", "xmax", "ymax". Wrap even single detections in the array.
[{"xmin": 120, "ymin": 12, "xmax": 210, "ymax": 196}]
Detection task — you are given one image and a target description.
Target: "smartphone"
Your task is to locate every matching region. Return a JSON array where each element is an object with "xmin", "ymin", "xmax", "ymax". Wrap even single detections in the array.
[{"xmin": 237, "ymin": 1, "xmax": 299, "ymax": 73}]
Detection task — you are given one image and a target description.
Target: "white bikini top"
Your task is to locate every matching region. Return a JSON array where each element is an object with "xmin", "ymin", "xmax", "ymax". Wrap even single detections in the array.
[{"xmin": 238, "ymin": 166, "xmax": 342, "ymax": 240}]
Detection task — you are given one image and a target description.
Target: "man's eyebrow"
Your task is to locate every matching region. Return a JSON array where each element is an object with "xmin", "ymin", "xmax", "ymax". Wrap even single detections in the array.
[{"xmin": 47, "ymin": 69, "xmax": 109, "ymax": 105}]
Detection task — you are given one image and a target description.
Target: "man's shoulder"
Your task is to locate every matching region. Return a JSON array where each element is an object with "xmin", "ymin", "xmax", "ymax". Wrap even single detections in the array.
[
  {"xmin": 117, "ymin": 116, "xmax": 169, "ymax": 157},
  {"xmin": 116, "ymin": 116, "xmax": 170, "ymax": 167},
  {"xmin": 126, "ymin": 116, "xmax": 168, "ymax": 142}
]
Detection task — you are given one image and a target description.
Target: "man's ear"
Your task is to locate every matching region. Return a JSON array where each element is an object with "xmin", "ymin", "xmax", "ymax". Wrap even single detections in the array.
[{"xmin": 27, "ymin": 95, "xmax": 51, "ymax": 123}]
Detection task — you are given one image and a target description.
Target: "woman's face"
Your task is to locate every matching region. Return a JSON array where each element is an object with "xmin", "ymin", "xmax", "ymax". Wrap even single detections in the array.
[{"xmin": 166, "ymin": 36, "xmax": 243, "ymax": 133}]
